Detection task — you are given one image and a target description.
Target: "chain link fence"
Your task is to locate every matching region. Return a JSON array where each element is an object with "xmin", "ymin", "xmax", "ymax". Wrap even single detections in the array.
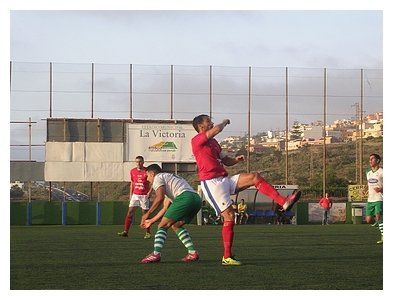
[{"xmin": 10, "ymin": 62, "xmax": 383, "ymax": 202}]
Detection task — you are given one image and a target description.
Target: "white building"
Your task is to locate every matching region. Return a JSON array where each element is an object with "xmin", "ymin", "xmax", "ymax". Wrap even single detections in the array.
[
  {"xmin": 303, "ymin": 126, "xmax": 323, "ymax": 140},
  {"xmin": 10, "ymin": 181, "xmax": 24, "ymax": 189}
]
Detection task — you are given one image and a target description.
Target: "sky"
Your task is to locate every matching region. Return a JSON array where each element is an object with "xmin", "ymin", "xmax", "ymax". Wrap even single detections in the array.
[{"xmin": 10, "ymin": 10, "xmax": 382, "ymax": 68}]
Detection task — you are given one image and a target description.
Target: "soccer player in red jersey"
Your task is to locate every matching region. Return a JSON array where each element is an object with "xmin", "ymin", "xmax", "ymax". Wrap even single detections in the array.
[
  {"xmin": 118, "ymin": 156, "xmax": 152, "ymax": 239},
  {"xmin": 191, "ymin": 114, "xmax": 301, "ymax": 266},
  {"xmin": 319, "ymin": 193, "xmax": 332, "ymax": 225}
]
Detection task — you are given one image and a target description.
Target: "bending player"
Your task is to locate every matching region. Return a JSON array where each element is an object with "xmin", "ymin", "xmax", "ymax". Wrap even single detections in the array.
[
  {"xmin": 140, "ymin": 164, "xmax": 202, "ymax": 263},
  {"xmin": 118, "ymin": 156, "xmax": 152, "ymax": 239},
  {"xmin": 191, "ymin": 114, "xmax": 301, "ymax": 266}
]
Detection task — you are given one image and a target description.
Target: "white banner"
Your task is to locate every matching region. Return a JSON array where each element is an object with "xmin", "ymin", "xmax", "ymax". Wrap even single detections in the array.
[{"xmin": 127, "ymin": 123, "xmax": 195, "ymax": 162}]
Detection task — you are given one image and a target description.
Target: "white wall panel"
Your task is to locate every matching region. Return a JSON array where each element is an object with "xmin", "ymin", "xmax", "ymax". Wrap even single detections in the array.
[
  {"xmin": 45, "ymin": 142, "xmax": 72, "ymax": 162},
  {"xmin": 123, "ymin": 161, "xmax": 163, "ymax": 182},
  {"xmin": 123, "ymin": 162, "xmax": 134, "ymax": 182},
  {"xmin": 45, "ymin": 162, "xmax": 85, "ymax": 181},
  {"xmin": 85, "ymin": 143, "xmax": 123, "ymax": 162},
  {"xmin": 85, "ymin": 162, "xmax": 124, "ymax": 181},
  {"xmin": 72, "ymin": 142, "xmax": 85, "ymax": 162}
]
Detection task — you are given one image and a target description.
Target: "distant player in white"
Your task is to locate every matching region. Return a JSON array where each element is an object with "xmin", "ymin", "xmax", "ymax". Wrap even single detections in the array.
[{"xmin": 365, "ymin": 153, "xmax": 383, "ymax": 244}]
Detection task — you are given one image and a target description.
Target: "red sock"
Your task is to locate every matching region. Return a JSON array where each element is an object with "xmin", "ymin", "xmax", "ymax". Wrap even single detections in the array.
[
  {"xmin": 222, "ymin": 221, "xmax": 234, "ymax": 258},
  {"xmin": 124, "ymin": 214, "xmax": 132, "ymax": 232},
  {"xmin": 255, "ymin": 178, "xmax": 286, "ymax": 206}
]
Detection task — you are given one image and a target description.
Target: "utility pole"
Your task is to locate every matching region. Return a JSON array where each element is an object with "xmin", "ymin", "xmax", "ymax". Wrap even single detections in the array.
[{"xmin": 351, "ymin": 103, "xmax": 360, "ymax": 183}]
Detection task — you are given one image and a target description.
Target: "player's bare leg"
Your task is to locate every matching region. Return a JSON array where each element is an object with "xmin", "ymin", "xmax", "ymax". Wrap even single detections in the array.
[
  {"xmin": 366, "ymin": 215, "xmax": 373, "ymax": 224},
  {"xmin": 142, "ymin": 209, "xmax": 151, "ymax": 238}
]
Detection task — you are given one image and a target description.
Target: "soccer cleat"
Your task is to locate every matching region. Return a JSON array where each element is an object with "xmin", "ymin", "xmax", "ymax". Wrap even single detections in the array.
[
  {"xmin": 377, "ymin": 236, "xmax": 383, "ymax": 244},
  {"xmin": 222, "ymin": 256, "xmax": 242, "ymax": 266},
  {"xmin": 140, "ymin": 252, "xmax": 161, "ymax": 264},
  {"xmin": 144, "ymin": 232, "xmax": 151, "ymax": 239},
  {"xmin": 182, "ymin": 251, "xmax": 199, "ymax": 262},
  {"xmin": 117, "ymin": 231, "xmax": 128, "ymax": 237},
  {"xmin": 371, "ymin": 221, "xmax": 380, "ymax": 227},
  {"xmin": 282, "ymin": 190, "xmax": 302, "ymax": 211}
]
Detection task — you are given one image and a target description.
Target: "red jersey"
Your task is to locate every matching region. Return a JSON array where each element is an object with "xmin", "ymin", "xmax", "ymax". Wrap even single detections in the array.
[
  {"xmin": 130, "ymin": 167, "xmax": 149, "ymax": 195},
  {"xmin": 319, "ymin": 197, "xmax": 331, "ymax": 210},
  {"xmin": 191, "ymin": 132, "xmax": 228, "ymax": 180}
]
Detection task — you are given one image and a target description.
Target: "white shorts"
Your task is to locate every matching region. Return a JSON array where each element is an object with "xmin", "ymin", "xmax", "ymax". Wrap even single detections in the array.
[
  {"xmin": 129, "ymin": 194, "xmax": 150, "ymax": 210},
  {"xmin": 200, "ymin": 175, "xmax": 240, "ymax": 216}
]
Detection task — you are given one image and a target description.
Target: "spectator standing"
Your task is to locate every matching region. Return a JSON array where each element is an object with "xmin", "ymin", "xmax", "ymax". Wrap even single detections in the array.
[{"xmin": 319, "ymin": 193, "xmax": 332, "ymax": 225}]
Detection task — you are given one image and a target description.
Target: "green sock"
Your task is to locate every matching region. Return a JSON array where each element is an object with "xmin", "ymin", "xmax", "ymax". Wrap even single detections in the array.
[
  {"xmin": 153, "ymin": 228, "xmax": 168, "ymax": 254},
  {"xmin": 176, "ymin": 227, "xmax": 195, "ymax": 253}
]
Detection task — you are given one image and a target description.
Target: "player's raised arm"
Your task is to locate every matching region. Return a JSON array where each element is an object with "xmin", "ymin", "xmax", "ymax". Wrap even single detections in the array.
[
  {"xmin": 221, "ymin": 154, "xmax": 244, "ymax": 166},
  {"xmin": 206, "ymin": 119, "xmax": 230, "ymax": 139}
]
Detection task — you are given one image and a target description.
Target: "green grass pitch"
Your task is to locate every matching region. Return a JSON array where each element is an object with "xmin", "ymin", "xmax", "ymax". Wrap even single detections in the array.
[{"xmin": 10, "ymin": 224, "xmax": 382, "ymax": 290}]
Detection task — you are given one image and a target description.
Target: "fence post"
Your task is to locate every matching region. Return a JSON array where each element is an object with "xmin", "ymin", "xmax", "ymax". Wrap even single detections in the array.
[
  {"xmin": 91, "ymin": 62, "xmax": 94, "ymax": 118},
  {"xmin": 209, "ymin": 65, "xmax": 212, "ymax": 118},
  {"xmin": 96, "ymin": 202, "xmax": 101, "ymax": 225},
  {"xmin": 285, "ymin": 67, "xmax": 289, "ymax": 184},
  {"xmin": 170, "ymin": 64, "xmax": 174, "ymax": 119},
  {"xmin": 247, "ymin": 66, "xmax": 251, "ymax": 173},
  {"xmin": 27, "ymin": 201, "xmax": 32, "ymax": 226},
  {"xmin": 359, "ymin": 69, "xmax": 364, "ymax": 192},
  {"xmin": 10, "ymin": 61, "xmax": 12, "ymax": 91},
  {"xmin": 322, "ymin": 68, "xmax": 327, "ymax": 196},
  {"xmin": 49, "ymin": 62, "xmax": 53, "ymax": 117},
  {"xmin": 62, "ymin": 201, "xmax": 67, "ymax": 225},
  {"xmin": 129, "ymin": 64, "xmax": 133, "ymax": 119}
]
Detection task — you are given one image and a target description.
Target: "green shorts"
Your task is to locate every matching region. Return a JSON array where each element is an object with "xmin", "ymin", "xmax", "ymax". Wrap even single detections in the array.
[
  {"xmin": 164, "ymin": 191, "xmax": 202, "ymax": 224},
  {"xmin": 366, "ymin": 201, "xmax": 383, "ymax": 216}
]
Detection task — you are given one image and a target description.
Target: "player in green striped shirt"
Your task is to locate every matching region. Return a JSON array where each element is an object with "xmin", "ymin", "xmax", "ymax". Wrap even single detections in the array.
[{"xmin": 140, "ymin": 164, "xmax": 202, "ymax": 263}]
